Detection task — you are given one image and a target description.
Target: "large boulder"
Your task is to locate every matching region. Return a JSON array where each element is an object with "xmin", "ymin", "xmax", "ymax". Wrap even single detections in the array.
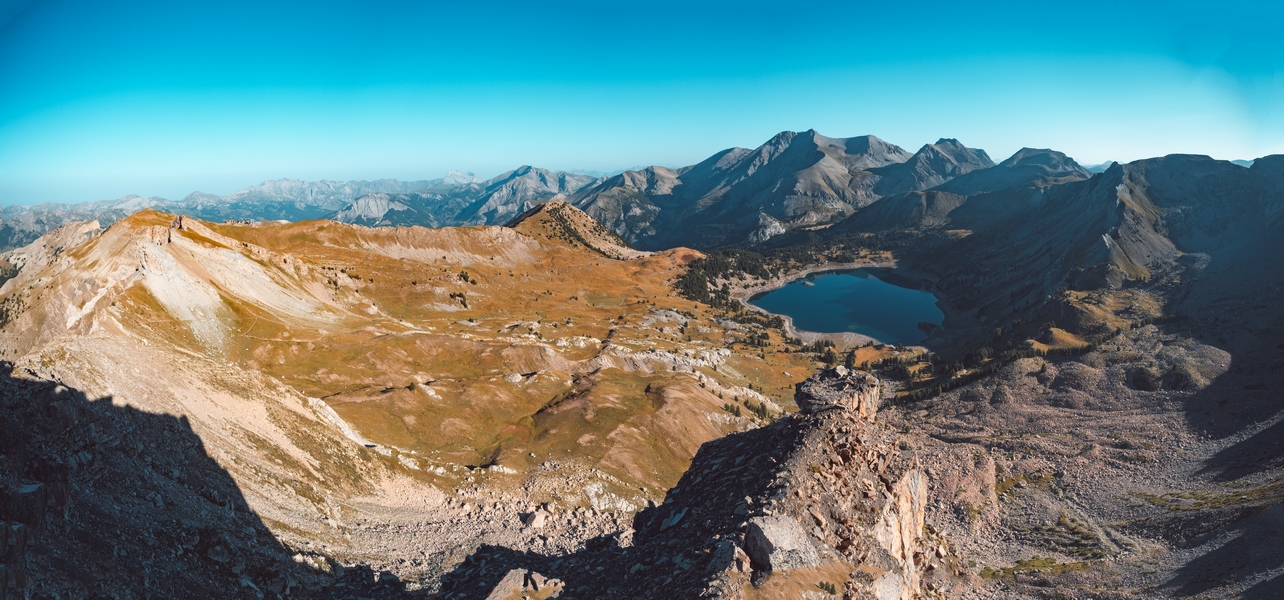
[{"xmin": 743, "ymin": 515, "xmax": 822, "ymax": 572}]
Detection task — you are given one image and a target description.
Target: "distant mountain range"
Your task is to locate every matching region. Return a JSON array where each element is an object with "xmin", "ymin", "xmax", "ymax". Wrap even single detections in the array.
[
  {"xmin": 1, "ymin": 131, "xmax": 1276, "ymax": 253},
  {"xmin": 331, "ymin": 166, "xmax": 598, "ymax": 229},
  {"xmin": 0, "ymin": 172, "xmax": 482, "ymax": 251}
]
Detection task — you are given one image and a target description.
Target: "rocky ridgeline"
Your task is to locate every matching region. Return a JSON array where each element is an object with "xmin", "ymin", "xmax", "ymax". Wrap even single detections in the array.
[{"xmin": 438, "ymin": 367, "xmax": 962, "ymax": 599}]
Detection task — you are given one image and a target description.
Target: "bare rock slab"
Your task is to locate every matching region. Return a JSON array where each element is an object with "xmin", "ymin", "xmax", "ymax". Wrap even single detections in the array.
[
  {"xmin": 743, "ymin": 515, "xmax": 822, "ymax": 572},
  {"xmin": 484, "ymin": 568, "xmax": 564, "ymax": 600}
]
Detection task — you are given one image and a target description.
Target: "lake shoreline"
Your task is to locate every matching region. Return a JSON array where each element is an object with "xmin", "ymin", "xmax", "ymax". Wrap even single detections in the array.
[
  {"xmin": 730, "ymin": 260, "xmax": 897, "ymax": 349},
  {"xmin": 731, "ymin": 259, "xmax": 961, "ymax": 351}
]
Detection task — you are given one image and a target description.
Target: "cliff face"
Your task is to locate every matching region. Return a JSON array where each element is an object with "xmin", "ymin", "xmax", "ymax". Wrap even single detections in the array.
[
  {"xmin": 449, "ymin": 368, "xmax": 960, "ymax": 600},
  {"xmin": 699, "ymin": 366, "xmax": 939, "ymax": 600}
]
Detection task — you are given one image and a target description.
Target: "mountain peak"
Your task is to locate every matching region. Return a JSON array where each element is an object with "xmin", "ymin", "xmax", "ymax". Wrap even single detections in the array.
[
  {"xmin": 872, "ymin": 139, "xmax": 994, "ymax": 195},
  {"xmin": 506, "ymin": 199, "xmax": 645, "ymax": 259},
  {"xmin": 442, "ymin": 170, "xmax": 483, "ymax": 185},
  {"xmin": 997, "ymin": 148, "xmax": 1089, "ymax": 175},
  {"xmin": 931, "ymin": 147, "xmax": 1091, "ymax": 196}
]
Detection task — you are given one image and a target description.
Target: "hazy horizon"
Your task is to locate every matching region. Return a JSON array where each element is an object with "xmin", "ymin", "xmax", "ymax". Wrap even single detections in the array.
[
  {"xmin": 2, "ymin": 0, "xmax": 1281, "ymax": 206},
  {"xmin": 0, "ymin": 140, "xmax": 1262, "ymax": 210}
]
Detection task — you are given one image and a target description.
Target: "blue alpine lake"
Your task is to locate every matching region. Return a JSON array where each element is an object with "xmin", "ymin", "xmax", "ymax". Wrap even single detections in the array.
[{"xmin": 748, "ymin": 269, "xmax": 944, "ymax": 345}]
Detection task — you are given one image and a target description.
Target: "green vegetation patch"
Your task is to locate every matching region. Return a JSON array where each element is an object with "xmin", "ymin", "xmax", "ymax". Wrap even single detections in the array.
[
  {"xmin": 979, "ymin": 556, "xmax": 1091, "ymax": 580},
  {"xmin": 1019, "ymin": 512, "xmax": 1113, "ymax": 559},
  {"xmin": 996, "ymin": 472, "xmax": 1055, "ymax": 497},
  {"xmin": 1131, "ymin": 479, "xmax": 1284, "ymax": 512}
]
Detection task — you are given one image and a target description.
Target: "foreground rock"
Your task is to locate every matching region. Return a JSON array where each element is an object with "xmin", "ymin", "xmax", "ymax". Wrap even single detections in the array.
[
  {"xmin": 440, "ymin": 367, "xmax": 965, "ymax": 599},
  {"xmin": 743, "ymin": 514, "xmax": 823, "ymax": 572}
]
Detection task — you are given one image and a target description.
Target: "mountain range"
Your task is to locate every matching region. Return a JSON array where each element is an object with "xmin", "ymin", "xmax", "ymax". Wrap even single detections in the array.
[
  {"xmin": 0, "ymin": 173, "xmax": 476, "ymax": 251},
  {"xmin": 0, "ymin": 130, "xmax": 1024, "ymax": 252},
  {"xmin": 5, "ymin": 131, "xmax": 1276, "ymax": 258}
]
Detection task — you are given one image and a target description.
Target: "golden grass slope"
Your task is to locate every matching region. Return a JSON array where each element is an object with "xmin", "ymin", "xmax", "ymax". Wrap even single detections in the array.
[{"xmin": 0, "ymin": 204, "xmax": 820, "ymax": 517}]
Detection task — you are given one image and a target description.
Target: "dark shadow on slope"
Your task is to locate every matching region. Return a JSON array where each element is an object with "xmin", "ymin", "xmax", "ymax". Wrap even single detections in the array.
[
  {"xmin": 1197, "ymin": 419, "xmax": 1284, "ymax": 482},
  {"xmin": 1168, "ymin": 501, "xmax": 1284, "ymax": 598},
  {"xmin": 0, "ymin": 361, "xmax": 410, "ymax": 599},
  {"xmin": 1160, "ymin": 251, "xmax": 1284, "ymax": 594},
  {"xmin": 434, "ymin": 416, "xmax": 813, "ymax": 599},
  {"xmin": 311, "ymin": 563, "xmax": 413, "ymax": 600},
  {"xmin": 1176, "ymin": 326, "xmax": 1284, "ymax": 443}
]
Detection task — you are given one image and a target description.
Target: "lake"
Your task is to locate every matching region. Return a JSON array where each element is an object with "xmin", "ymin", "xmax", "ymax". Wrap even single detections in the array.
[{"xmin": 748, "ymin": 269, "xmax": 944, "ymax": 345}]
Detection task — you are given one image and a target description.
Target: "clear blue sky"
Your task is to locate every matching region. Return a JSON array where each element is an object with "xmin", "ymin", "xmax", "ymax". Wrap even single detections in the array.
[{"xmin": 1, "ymin": 0, "xmax": 1281, "ymax": 205}]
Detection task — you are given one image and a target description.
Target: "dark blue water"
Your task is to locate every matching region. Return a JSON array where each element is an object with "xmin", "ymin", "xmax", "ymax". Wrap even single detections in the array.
[{"xmin": 749, "ymin": 269, "xmax": 943, "ymax": 345}]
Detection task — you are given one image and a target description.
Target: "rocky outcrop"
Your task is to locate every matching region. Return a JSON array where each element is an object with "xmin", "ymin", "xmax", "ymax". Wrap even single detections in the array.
[
  {"xmin": 0, "ymin": 220, "xmax": 101, "ymax": 295},
  {"xmin": 436, "ymin": 367, "xmax": 959, "ymax": 599},
  {"xmin": 505, "ymin": 200, "xmax": 648, "ymax": 260},
  {"xmin": 795, "ymin": 365, "xmax": 880, "ymax": 419}
]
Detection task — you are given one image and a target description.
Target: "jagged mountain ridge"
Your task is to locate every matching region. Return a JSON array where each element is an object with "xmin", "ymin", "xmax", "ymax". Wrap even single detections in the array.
[
  {"xmin": 1, "ymin": 131, "xmax": 1053, "ymax": 254},
  {"xmin": 823, "ymin": 152, "xmax": 1284, "ymax": 332},
  {"xmin": 177, "ymin": 176, "xmax": 470, "ymax": 221},
  {"xmin": 869, "ymin": 138, "xmax": 995, "ymax": 196},
  {"xmin": 933, "ymin": 147, "xmax": 1089, "ymax": 196},
  {"xmin": 570, "ymin": 131, "xmax": 978, "ymax": 249},
  {"xmin": 844, "ymin": 147, "xmax": 1091, "ymax": 233},
  {"xmin": 331, "ymin": 131, "xmax": 998, "ymax": 251}
]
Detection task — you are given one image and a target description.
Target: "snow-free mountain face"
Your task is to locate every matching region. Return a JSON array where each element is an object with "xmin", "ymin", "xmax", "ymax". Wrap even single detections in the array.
[
  {"xmin": 830, "ymin": 153, "xmax": 1284, "ymax": 321},
  {"xmin": 828, "ymin": 146, "xmax": 1091, "ymax": 233},
  {"xmin": 452, "ymin": 166, "xmax": 599, "ymax": 225},
  {"xmin": 0, "ymin": 132, "xmax": 1062, "ymax": 252},
  {"xmin": 869, "ymin": 138, "xmax": 995, "ymax": 195},
  {"xmin": 931, "ymin": 147, "xmax": 1090, "ymax": 196},
  {"xmin": 571, "ymin": 130, "xmax": 928, "ymax": 249}
]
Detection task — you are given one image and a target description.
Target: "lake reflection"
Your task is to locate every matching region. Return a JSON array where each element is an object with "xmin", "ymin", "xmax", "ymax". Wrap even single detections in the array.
[{"xmin": 748, "ymin": 269, "xmax": 943, "ymax": 345}]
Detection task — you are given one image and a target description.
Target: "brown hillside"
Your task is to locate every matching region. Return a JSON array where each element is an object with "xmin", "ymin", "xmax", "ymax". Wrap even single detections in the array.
[{"xmin": 0, "ymin": 209, "xmax": 823, "ymax": 595}]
